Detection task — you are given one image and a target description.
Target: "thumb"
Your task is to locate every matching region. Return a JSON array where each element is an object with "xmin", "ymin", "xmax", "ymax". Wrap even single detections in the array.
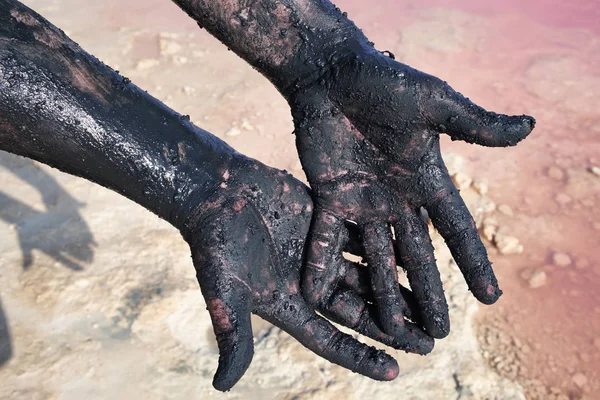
[
  {"xmin": 420, "ymin": 77, "xmax": 535, "ymax": 147},
  {"xmin": 205, "ymin": 293, "xmax": 254, "ymax": 391},
  {"xmin": 194, "ymin": 249, "xmax": 255, "ymax": 392}
]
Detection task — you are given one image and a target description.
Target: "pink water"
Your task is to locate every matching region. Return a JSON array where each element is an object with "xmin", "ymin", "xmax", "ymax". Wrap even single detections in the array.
[{"xmin": 336, "ymin": 0, "xmax": 600, "ymax": 397}]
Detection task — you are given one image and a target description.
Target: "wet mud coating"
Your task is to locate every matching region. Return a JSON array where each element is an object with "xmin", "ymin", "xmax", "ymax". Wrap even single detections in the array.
[
  {"xmin": 172, "ymin": 0, "xmax": 536, "ymax": 339},
  {"xmin": 0, "ymin": 0, "xmax": 440, "ymax": 391}
]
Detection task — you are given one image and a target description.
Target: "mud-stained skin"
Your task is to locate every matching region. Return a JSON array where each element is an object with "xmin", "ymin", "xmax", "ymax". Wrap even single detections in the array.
[
  {"xmin": 173, "ymin": 0, "xmax": 536, "ymax": 340},
  {"xmin": 183, "ymin": 157, "xmax": 434, "ymax": 390},
  {"xmin": 0, "ymin": 0, "xmax": 434, "ymax": 392}
]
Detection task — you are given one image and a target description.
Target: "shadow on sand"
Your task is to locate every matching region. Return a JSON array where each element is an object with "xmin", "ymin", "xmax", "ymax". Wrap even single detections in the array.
[{"xmin": 0, "ymin": 150, "xmax": 96, "ymax": 368}]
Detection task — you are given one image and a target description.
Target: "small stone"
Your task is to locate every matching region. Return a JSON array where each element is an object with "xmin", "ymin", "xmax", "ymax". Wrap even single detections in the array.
[
  {"xmin": 136, "ymin": 58, "xmax": 160, "ymax": 70},
  {"xmin": 555, "ymin": 193, "xmax": 572, "ymax": 205},
  {"xmin": 593, "ymin": 337, "xmax": 600, "ymax": 349},
  {"xmin": 225, "ymin": 127, "xmax": 242, "ymax": 137},
  {"xmin": 572, "ymin": 373, "xmax": 587, "ymax": 388},
  {"xmin": 521, "ymin": 268, "xmax": 547, "ymax": 288},
  {"xmin": 494, "ymin": 234, "xmax": 523, "ymax": 255},
  {"xmin": 481, "ymin": 217, "xmax": 498, "ymax": 241},
  {"xmin": 552, "ymin": 252, "xmax": 572, "ymax": 267},
  {"xmin": 453, "ymin": 172, "xmax": 472, "ymax": 191},
  {"xmin": 442, "ymin": 153, "xmax": 464, "ymax": 176},
  {"xmin": 590, "ymin": 166, "xmax": 600, "ymax": 177},
  {"xmin": 498, "ymin": 204, "xmax": 514, "ymax": 216},
  {"xmin": 240, "ymin": 119, "xmax": 255, "ymax": 131},
  {"xmin": 547, "ymin": 166, "xmax": 565, "ymax": 180},
  {"xmin": 75, "ymin": 279, "xmax": 90, "ymax": 288},
  {"xmin": 173, "ymin": 56, "xmax": 189, "ymax": 65},
  {"xmin": 472, "ymin": 179, "xmax": 489, "ymax": 196},
  {"xmin": 159, "ymin": 35, "xmax": 182, "ymax": 56},
  {"xmin": 181, "ymin": 86, "xmax": 196, "ymax": 96},
  {"xmin": 481, "ymin": 199, "xmax": 497, "ymax": 213}
]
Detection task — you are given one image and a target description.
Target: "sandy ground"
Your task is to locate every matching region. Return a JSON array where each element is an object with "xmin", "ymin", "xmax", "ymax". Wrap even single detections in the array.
[{"xmin": 0, "ymin": 0, "xmax": 599, "ymax": 399}]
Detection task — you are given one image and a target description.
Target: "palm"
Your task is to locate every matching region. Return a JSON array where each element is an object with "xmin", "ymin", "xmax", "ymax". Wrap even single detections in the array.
[
  {"xmin": 291, "ymin": 47, "xmax": 535, "ymax": 339},
  {"xmin": 181, "ymin": 156, "xmax": 432, "ymax": 391}
]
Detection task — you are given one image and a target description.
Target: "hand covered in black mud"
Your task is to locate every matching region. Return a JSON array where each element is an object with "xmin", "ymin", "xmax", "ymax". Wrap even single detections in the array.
[
  {"xmin": 287, "ymin": 39, "xmax": 536, "ymax": 341},
  {"xmin": 179, "ymin": 154, "xmax": 433, "ymax": 391}
]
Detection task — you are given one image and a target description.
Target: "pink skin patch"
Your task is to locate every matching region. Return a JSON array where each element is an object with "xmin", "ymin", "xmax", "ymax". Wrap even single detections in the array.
[
  {"xmin": 385, "ymin": 364, "xmax": 400, "ymax": 380},
  {"xmin": 287, "ymin": 281, "xmax": 299, "ymax": 295},
  {"xmin": 233, "ymin": 199, "xmax": 246, "ymax": 212},
  {"xmin": 206, "ymin": 299, "xmax": 233, "ymax": 333}
]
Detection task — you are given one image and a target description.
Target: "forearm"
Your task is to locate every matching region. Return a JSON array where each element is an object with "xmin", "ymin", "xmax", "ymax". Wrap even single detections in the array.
[
  {"xmin": 0, "ymin": 0, "xmax": 234, "ymax": 228},
  {"xmin": 171, "ymin": 0, "xmax": 371, "ymax": 95}
]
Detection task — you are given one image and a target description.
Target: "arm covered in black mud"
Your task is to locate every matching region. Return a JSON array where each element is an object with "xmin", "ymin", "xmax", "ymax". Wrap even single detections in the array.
[
  {"xmin": 0, "ymin": 1, "xmax": 235, "ymax": 228},
  {"xmin": 0, "ymin": 0, "xmax": 437, "ymax": 391}
]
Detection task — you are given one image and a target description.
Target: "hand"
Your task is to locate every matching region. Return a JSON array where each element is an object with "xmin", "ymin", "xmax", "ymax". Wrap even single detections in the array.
[
  {"xmin": 179, "ymin": 154, "xmax": 433, "ymax": 391},
  {"xmin": 289, "ymin": 39, "xmax": 535, "ymax": 340}
]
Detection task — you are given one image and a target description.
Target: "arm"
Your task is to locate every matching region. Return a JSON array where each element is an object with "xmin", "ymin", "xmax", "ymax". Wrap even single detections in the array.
[
  {"xmin": 0, "ymin": 0, "xmax": 431, "ymax": 390},
  {"xmin": 0, "ymin": 2, "xmax": 233, "ymax": 227},
  {"xmin": 171, "ymin": 0, "xmax": 536, "ymax": 338},
  {"xmin": 170, "ymin": 0, "xmax": 357, "ymax": 91}
]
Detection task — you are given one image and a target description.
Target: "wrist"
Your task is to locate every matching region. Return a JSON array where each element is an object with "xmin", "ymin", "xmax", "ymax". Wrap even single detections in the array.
[
  {"xmin": 270, "ymin": 26, "xmax": 370, "ymax": 100},
  {"xmin": 176, "ymin": 152, "xmax": 252, "ymax": 241},
  {"xmin": 168, "ymin": 146, "xmax": 238, "ymax": 235},
  {"xmin": 178, "ymin": 152, "xmax": 313, "ymax": 244}
]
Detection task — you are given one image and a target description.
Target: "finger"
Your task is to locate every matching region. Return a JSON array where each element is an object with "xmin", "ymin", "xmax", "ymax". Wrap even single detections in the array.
[
  {"xmin": 394, "ymin": 211, "xmax": 450, "ymax": 338},
  {"xmin": 341, "ymin": 261, "xmax": 423, "ymax": 325},
  {"xmin": 269, "ymin": 298, "xmax": 400, "ymax": 380},
  {"xmin": 194, "ymin": 258, "xmax": 254, "ymax": 391},
  {"xmin": 361, "ymin": 222, "xmax": 408, "ymax": 338},
  {"xmin": 425, "ymin": 183, "xmax": 502, "ymax": 305},
  {"xmin": 420, "ymin": 77, "xmax": 535, "ymax": 147},
  {"xmin": 323, "ymin": 287, "xmax": 434, "ymax": 354},
  {"xmin": 302, "ymin": 208, "xmax": 347, "ymax": 307}
]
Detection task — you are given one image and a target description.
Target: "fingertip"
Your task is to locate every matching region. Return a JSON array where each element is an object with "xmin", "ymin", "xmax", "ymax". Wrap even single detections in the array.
[
  {"xmin": 212, "ymin": 344, "xmax": 254, "ymax": 392},
  {"xmin": 383, "ymin": 360, "xmax": 400, "ymax": 381},
  {"xmin": 370, "ymin": 351, "xmax": 400, "ymax": 381},
  {"xmin": 524, "ymin": 115, "xmax": 536, "ymax": 130},
  {"xmin": 395, "ymin": 326, "xmax": 435, "ymax": 355},
  {"xmin": 416, "ymin": 334, "xmax": 435, "ymax": 355},
  {"xmin": 417, "ymin": 296, "xmax": 450, "ymax": 339},
  {"xmin": 425, "ymin": 315, "xmax": 450, "ymax": 339},
  {"xmin": 212, "ymin": 375, "xmax": 234, "ymax": 392},
  {"xmin": 472, "ymin": 283, "xmax": 503, "ymax": 305},
  {"xmin": 497, "ymin": 115, "xmax": 536, "ymax": 147}
]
